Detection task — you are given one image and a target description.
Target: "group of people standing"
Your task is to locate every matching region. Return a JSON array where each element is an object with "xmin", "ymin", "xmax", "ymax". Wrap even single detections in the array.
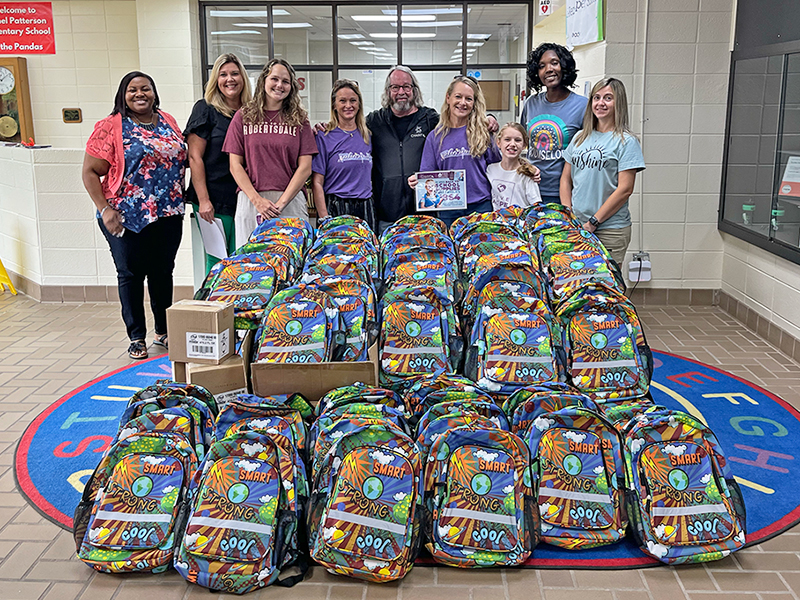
[{"xmin": 81, "ymin": 43, "xmax": 644, "ymax": 360}]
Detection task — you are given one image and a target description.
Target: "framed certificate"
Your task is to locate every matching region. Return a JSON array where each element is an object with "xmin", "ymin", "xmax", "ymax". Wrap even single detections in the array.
[{"xmin": 415, "ymin": 170, "xmax": 467, "ymax": 212}]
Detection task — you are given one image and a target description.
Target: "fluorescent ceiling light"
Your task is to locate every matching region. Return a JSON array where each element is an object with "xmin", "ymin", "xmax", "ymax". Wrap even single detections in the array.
[
  {"xmin": 370, "ymin": 32, "xmax": 436, "ymax": 39},
  {"xmin": 352, "ymin": 14, "xmax": 435, "ymax": 22},
  {"xmin": 449, "ymin": 58, "xmax": 461, "ymax": 63},
  {"xmin": 211, "ymin": 30, "xmax": 261, "ymax": 35},
  {"xmin": 391, "ymin": 20, "xmax": 461, "ymax": 28},
  {"xmin": 456, "ymin": 42, "xmax": 485, "ymax": 47},
  {"xmin": 468, "ymin": 33, "xmax": 492, "ymax": 40},
  {"xmin": 383, "ymin": 8, "xmax": 469, "ymax": 15},
  {"xmin": 210, "ymin": 9, "xmax": 288, "ymax": 17},
  {"xmin": 272, "ymin": 22, "xmax": 312, "ymax": 28},
  {"xmin": 338, "ymin": 33, "xmax": 364, "ymax": 39},
  {"xmin": 349, "ymin": 41, "xmax": 374, "ymax": 46}
]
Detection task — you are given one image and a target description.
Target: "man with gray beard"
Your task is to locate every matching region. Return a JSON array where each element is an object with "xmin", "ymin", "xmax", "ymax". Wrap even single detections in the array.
[{"xmin": 365, "ymin": 66, "xmax": 439, "ymax": 233}]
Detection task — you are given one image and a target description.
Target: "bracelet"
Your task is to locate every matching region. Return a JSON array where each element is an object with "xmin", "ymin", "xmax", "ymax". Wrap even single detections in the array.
[{"xmin": 100, "ymin": 205, "xmax": 113, "ymax": 218}]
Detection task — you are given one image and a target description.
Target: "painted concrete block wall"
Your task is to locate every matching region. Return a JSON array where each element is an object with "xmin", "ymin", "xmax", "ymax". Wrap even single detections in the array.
[
  {"xmin": 606, "ymin": 0, "xmax": 733, "ymax": 288},
  {"xmin": 0, "ymin": 146, "xmax": 194, "ymax": 288}
]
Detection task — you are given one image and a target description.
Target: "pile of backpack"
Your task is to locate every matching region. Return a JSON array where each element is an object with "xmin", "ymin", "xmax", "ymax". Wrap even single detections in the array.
[{"xmin": 74, "ymin": 381, "xmax": 313, "ymax": 594}]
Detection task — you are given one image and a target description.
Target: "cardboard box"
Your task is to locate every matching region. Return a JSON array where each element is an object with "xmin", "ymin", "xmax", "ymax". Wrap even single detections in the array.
[
  {"xmin": 251, "ymin": 343, "xmax": 378, "ymax": 403},
  {"xmin": 167, "ymin": 300, "xmax": 234, "ymax": 365},
  {"xmin": 172, "ymin": 330, "xmax": 254, "ymax": 408}
]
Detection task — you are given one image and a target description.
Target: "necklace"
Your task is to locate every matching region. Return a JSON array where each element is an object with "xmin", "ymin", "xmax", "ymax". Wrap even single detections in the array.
[{"xmin": 131, "ymin": 113, "xmax": 157, "ymax": 130}]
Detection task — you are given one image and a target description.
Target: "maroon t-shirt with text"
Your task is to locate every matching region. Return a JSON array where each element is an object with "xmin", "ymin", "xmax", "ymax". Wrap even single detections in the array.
[{"xmin": 222, "ymin": 109, "xmax": 318, "ymax": 192}]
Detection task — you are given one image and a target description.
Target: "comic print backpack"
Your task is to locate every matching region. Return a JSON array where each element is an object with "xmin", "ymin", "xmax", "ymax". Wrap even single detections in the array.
[
  {"xmin": 308, "ymin": 422, "xmax": 423, "ymax": 582},
  {"xmin": 74, "ymin": 414, "xmax": 198, "ymax": 573},
  {"xmin": 621, "ymin": 408, "xmax": 746, "ymax": 564},
  {"xmin": 382, "ymin": 234, "xmax": 457, "ymax": 282},
  {"xmin": 313, "ymin": 277, "xmax": 378, "ymax": 362},
  {"xmin": 556, "ymin": 283, "xmax": 653, "ymax": 404},
  {"xmin": 195, "ymin": 253, "xmax": 273, "ymax": 301},
  {"xmin": 302, "ymin": 254, "xmax": 375, "ymax": 288},
  {"xmin": 523, "ymin": 203, "xmax": 582, "ymax": 240},
  {"xmin": 465, "ymin": 294, "xmax": 565, "ymax": 398},
  {"xmin": 387, "ymin": 259, "xmax": 461, "ymax": 302},
  {"xmin": 415, "ymin": 401, "xmax": 508, "ymax": 459},
  {"xmin": 544, "ymin": 247, "xmax": 625, "ymax": 305},
  {"xmin": 502, "ymin": 383, "xmax": 597, "ymax": 435},
  {"xmin": 401, "ymin": 373, "xmax": 484, "ymax": 417},
  {"xmin": 130, "ymin": 382, "xmax": 218, "ymax": 418},
  {"xmin": 450, "ymin": 210, "xmax": 524, "ymax": 241},
  {"xmin": 317, "ymin": 215, "xmax": 378, "ymax": 244},
  {"xmin": 308, "ymin": 239, "xmax": 380, "ymax": 285},
  {"xmin": 423, "ymin": 425, "xmax": 537, "ymax": 567},
  {"xmin": 254, "ymin": 284, "xmax": 345, "ymax": 364},
  {"xmin": 525, "ymin": 406, "xmax": 627, "ymax": 549},
  {"xmin": 206, "ymin": 261, "xmax": 279, "ymax": 329},
  {"xmin": 380, "ymin": 214, "xmax": 448, "ymax": 244},
  {"xmin": 174, "ymin": 429, "xmax": 307, "ymax": 593},
  {"xmin": 379, "ymin": 285, "xmax": 462, "ymax": 390}
]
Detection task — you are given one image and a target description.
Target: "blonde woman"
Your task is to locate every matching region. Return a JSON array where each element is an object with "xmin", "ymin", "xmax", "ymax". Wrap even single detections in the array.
[
  {"xmin": 410, "ymin": 75, "xmax": 500, "ymax": 228},
  {"xmin": 185, "ymin": 53, "xmax": 251, "ymax": 272},
  {"xmin": 223, "ymin": 58, "xmax": 318, "ymax": 245},
  {"xmin": 311, "ymin": 79, "xmax": 375, "ymax": 230},
  {"xmin": 561, "ymin": 78, "xmax": 645, "ymax": 265}
]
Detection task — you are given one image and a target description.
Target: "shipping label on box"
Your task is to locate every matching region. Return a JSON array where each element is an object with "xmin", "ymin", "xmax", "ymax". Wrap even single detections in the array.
[{"xmin": 186, "ymin": 330, "xmax": 230, "ymax": 361}]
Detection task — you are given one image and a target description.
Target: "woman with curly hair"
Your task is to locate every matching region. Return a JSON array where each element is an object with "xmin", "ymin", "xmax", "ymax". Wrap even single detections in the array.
[
  {"xmin": 409, "ymin": 75, "xmax": 500, "ymax": 228},
  {"xmin": 223, "ymin": 58, "xmax": 317, "ymax": 245},
  {"xmin": 521, "ymin": 43, "xmax": 588, "ymax": 204}
]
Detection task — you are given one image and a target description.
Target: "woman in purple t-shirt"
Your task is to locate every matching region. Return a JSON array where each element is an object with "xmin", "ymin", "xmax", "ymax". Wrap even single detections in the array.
[
  {"xmin": 311, "ymin": 79, "xmax": 375, "ymax": 231},
  {"xmin": 410, "ymin": 75, "xmax": 500, "ymax": 229},
  {"xmin": 223, "ymin": 58, "xmax": 318, "ymax": 246}
]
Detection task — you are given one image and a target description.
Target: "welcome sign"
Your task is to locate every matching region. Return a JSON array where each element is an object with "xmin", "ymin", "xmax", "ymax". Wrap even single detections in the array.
[{"xmin": 0, "ymin": 2, "xmax": 55, "ymax": 54}]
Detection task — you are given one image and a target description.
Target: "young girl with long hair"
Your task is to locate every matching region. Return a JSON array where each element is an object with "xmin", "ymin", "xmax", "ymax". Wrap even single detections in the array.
[
  {"xmin": 311, "ymin": 79, "xmax": 375, "ymax": 230},
  {"xmin": 560, "ymin": 77, "xmax": 645, "ymax": 265},
  {"xmin": 487, "ymin": 122, "xmax": 542, "ymax": 210},
  {"xmin": 410, "ymin": 75, "xmax": 500, "ymax": 228},
  {"xmin": 223, "ymin": 58, "xmax": 318, "ymax": 246}
]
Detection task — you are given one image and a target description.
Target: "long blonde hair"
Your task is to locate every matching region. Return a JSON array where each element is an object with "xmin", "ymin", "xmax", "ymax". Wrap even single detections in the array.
[
  {"xmin": 205, "ymin": 54, "xmax": 252, "ymax": 118},
  {"xmin": 497, "ymin": 122, "xmax": 539, "ymax": 180},
  {"xmin": 241, "ymin": 58, "xmax": 307, "ymax": 127},
  {"xmin": 435, "ymin": 76, "xmax": 491, "ymax": 157},
  {"xmin": 325, "ymin": 79, "xmax": 370, "ymax": 144},
  {"xmin": 574, "ymin": 77, "xmax": 633, "ymax": 147}
]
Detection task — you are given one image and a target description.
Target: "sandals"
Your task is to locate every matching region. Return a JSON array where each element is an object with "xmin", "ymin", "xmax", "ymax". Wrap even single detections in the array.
[
  {"xmin": 128, "ymin": 340, "xmax": 148, "ymax": 360},
  {"xmin": 153, "ymin": 334, "xmax": 168, "ymax": 350}
]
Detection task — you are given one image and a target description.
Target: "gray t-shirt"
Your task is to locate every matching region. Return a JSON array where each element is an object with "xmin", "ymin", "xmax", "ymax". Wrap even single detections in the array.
[
  {"xmin": 520, "ymin": 91, "xmax": 588, "ymax": 197},
  {"xmin": 563, "ymin": 130, "xmax": 645, "ymax": 230}
]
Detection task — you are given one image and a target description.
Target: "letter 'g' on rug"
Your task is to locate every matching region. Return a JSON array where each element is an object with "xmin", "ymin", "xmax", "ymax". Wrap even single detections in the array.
[{"xmin": 14, "ymin": 351, "xmax": 800, "ymax": 568}]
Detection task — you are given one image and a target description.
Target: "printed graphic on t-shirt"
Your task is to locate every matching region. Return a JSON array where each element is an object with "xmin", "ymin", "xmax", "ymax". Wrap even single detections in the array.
[
  {"xmin": 440, "ymin": 146, "xmax": 471, "ymax": 161},
  {"xmin": 572, "ymin": 145, "xmax": 611, "ymax": 171},
  {"xmin": 526, "ymin": 114, "xmax": 571, "ymax": 161},
  {"xmin": 493, "ymin": 180, "xmax": 517, "ymax": 208},
  {"xmin": 243, "ymin": 122, "xmax": 298, "ymax": 136},
  {"xmin": 337, "ymin": 152, "xmax": 372, "ymax": 164}
]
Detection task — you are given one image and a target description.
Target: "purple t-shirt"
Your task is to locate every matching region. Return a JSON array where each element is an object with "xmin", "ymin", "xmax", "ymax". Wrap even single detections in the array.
[
  {"xmin": 419, "ymin": 125, "xmax": 500, "ymax": 205},
  {"xmin": 222, "ymin": 109, "xmax": 318, "ymax": 192},
  {"xmin": 311, "ymin": 127, "xmax": 373, "ymax": 199}
]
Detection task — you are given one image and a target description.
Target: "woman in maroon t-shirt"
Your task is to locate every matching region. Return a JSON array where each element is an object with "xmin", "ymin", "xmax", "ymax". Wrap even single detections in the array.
[{"xmin": 223, "ymin": 58, "xmax": 318, "ymax": 246}]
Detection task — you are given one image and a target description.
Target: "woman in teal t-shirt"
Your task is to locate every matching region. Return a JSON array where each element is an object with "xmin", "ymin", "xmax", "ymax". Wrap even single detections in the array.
[{"xmin": 561, "ymin": 77, "xmax": 645, "ymax": 266}]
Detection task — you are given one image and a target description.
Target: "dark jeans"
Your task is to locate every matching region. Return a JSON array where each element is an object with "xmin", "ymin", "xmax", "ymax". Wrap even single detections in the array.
[
  {"xmin": 99, "ymin": 215, "xmax": 183, "ymax": 341},
  {"xmin": 540, "ymin": 194, "xmax": 562, "ymax": 205},
  {"xmin": 437, "ymin": 198, "xmax": 494, "ymax": 230},
  {"xmin": 326, "ymin": 194, "xmax": 377, "ymax": 232}
]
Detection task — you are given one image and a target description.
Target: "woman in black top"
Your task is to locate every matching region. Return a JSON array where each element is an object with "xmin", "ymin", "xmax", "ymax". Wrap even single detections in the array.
[{"xmin": 185, "ymin": 53, "xmax": 252, "ymax": 273}]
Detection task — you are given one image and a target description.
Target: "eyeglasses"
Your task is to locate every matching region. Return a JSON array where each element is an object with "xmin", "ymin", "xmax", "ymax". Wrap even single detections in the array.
[{"xmin": 388, "ymin": 84, "xmax": 414, "ymax": 92}]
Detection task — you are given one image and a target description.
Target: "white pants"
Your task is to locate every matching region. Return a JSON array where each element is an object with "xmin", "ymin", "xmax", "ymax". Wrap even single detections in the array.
[{"xmin": 234, "ymin": 190, "xmax": 309, "ymax": 249}]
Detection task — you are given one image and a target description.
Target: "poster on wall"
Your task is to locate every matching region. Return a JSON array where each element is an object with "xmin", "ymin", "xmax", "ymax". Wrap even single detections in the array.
[
  {"xmin": 566, "ymin": 0, "xmax": 604, "ymax": 49},
  {"xmin": 779, "ymin": 156, "xmax": 800, "ymax": 198},
  {"xmin": 0, "ymin": 2, "xmax": 55, "ymax": 54}
]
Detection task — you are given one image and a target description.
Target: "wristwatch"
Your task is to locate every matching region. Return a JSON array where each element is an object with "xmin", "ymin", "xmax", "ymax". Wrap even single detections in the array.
[{"xmin": 588, "ymin": 215, "xmax": 600, "ymax": 228}]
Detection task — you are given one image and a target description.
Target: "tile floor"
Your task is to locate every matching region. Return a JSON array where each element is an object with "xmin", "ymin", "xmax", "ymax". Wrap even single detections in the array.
[{"xmin": 1, "ymin": 291, "xmax": 800, "ymax": 600}]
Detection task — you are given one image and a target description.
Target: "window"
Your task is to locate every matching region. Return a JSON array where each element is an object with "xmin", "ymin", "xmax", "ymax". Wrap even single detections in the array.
[{"xmin": 720, "ymin": 49, "xmax": 800, "ymax": 263}]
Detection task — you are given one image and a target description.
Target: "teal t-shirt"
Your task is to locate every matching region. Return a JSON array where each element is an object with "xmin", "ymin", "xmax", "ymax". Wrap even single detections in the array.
[{"xmin": 563, "ymin": 130, "xmax": 645, "ymax": 230}]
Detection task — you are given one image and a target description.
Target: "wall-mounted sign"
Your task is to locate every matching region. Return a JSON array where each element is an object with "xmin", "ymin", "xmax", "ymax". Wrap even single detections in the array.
[
  {"xmin": 62, "ymin": 108, "xmax": 81, "ymax": 123},
  {"xmin": 0, "ymin": 2, "xmax": 55, "ymax": 54},
  {"xmin": 539, "ymin": 0, "xmax": 552, "ymax": 16},
  {"xmin": 566, "ymin": 0, "xmax": 604, "ymax": 48}
]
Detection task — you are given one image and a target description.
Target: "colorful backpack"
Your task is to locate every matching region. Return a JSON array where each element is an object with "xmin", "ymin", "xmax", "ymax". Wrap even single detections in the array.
[
  {"xmin": 622, "ymin": 408, "xmax": 746, "ymax": 564},
  {"xmin": 194, "ymin": 253, "xmax": 272, "ymax": 301},
  {"xmin": 423, "ymin": 425, "xmax": 537, "ymax": 567},
  {"xmin": 174, "ymin": 430, "xmax": 308, "ymax": 592},
  {"xmin": 74, "ymin": 422, "xmax": 197, "ymax": 573},
  {"xmin": 556, "ymin": 283, "xmax": 653, "ymax": 403},
  {"xmin": 206, "ymin": 261, "xmax": 279, "ymax": 329},
  {"xmin": 402, "ymin": 373, "xmax": 486, "ymax": 416},
  {"xmin": 525, "ymin": 406, "xmax": 627, "ymax": 549},
  {"xmin": 379, "ymin": 285, "xmax": 462, "ymax": 390},
  {"xmin": 254, "ymin": 284, "xmax": 345, "ymax": 364},
  {"xmin": 380, "ymin": 215, "xmax": 448, "ymax": 244},
  {"xmin": 502, "ymin": 383, "xmax": 597, "ymax": 434},
  {"xmin": 316, "ymin": 384, "xmax": 405, "ymax": 417},
  {"xmin": 545, "ymin": 248, "xmax": 625, "ymax": 304},
  {"xmin": 214, "ymin": 393, "xmax": 309, "ymax": 453},
  {"xmin": 131, "ymin": 382, "xmax": 218, "ymax": 418},
  {"xmin": 313, "ymin": 277, "xmax": 378, "ymax": 362},
  {"xmin": 302, "ymin": 254, "xmax": 375, "ymax": 288},
  {"xmin": 308, "ymin": 421, "xmax": 423, "ymax": 582}
]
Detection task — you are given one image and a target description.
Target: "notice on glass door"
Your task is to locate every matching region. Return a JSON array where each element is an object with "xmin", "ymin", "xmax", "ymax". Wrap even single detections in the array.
[{"xmin": 779, "ymin": 156, "xmax": 800, "ymax": 198}]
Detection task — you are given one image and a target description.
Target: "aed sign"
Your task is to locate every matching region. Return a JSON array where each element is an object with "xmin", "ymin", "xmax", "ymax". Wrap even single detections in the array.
[{"xmin": 0, "ymin": 2, "xmax": 55, "ymax": 54}]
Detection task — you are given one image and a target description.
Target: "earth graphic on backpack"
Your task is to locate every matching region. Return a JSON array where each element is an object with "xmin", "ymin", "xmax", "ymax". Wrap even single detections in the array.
[
  {"xmin": 471, "ymin": 473, "xmax": 492, "ymax": 495},
  {"xmin": 363, "ymin": 476, "xmax": 383, "ymax": 500}
]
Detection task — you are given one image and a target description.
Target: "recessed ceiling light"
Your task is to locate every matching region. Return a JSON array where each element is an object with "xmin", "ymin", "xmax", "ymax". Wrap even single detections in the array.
[
  {"xmin": 211, "ymin": 30, "xmax": 261, "ymax": 35},
  {"xmin": 272, "ymin": 22, "xmax": 312, "ymax": 28},
  {"xmin": 370, "ymin": 32, "xmax": 436, "ymax": 39}
]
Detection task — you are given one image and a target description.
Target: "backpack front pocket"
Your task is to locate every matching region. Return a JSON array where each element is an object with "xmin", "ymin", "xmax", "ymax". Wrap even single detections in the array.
[
  {"xmin": 382, "ymin": 301, "xmax": 448, "ymax": 376},
  {"xmin": 481, "ymin": 313, "xmax": 556, "ymax": 386},
  {"xmin": 87, "ymin": 453, "xmax": 184, "ymax": 550},
  {"xmin": 437, "ymin": 445, "xmax": 519, "ymax": 552},
  {"xmin": 184, "ymin": 456, "xmax": 280, "ymax": 562},
  {"xmin": 258, "ymin": 300, "xmax": 330, "ymax": 363}
]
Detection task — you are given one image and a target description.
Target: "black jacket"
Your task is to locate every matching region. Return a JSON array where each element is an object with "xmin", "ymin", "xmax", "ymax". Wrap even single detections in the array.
[{"xmin": 366, "ymin": 106, "xmax": 439, "ymax": 223}]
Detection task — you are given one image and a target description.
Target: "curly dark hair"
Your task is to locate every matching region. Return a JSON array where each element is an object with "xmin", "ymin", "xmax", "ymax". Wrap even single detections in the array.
[{"xmin": 526, "ymin": 43, "xmax": 579, "ymax": 93}]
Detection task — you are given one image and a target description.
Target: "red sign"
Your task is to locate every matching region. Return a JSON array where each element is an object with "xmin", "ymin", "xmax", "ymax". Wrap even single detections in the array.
[{"xmin": 0, "ymin": 2, "xmax": 55, "ymax": 54}]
